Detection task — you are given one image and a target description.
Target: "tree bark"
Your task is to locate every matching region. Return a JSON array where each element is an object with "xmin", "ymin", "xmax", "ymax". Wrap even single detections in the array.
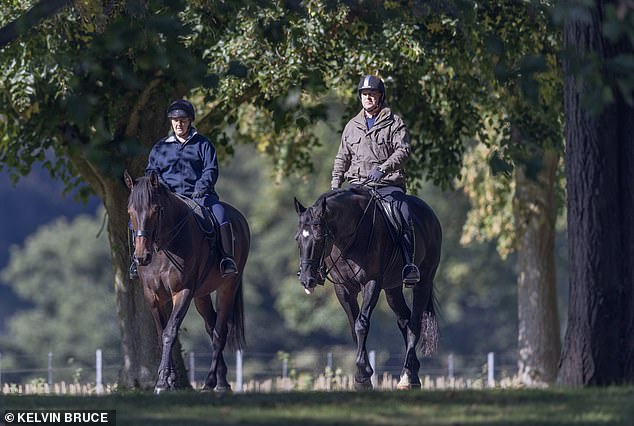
[
  {"xmin": 558, "ymin": 1, "xmax": 634, "ymax": 386},
  {"xmin": 514, "ymin": 142, "xmax": 561, "ymax": 386}
]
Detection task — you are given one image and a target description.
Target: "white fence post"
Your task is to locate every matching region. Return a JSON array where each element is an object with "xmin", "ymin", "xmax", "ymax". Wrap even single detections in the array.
[
  {"xmin": 282, "ymin": 356, "xmax": 288, "ymax": 379},
  {"xmin": 327, "ymin": 352, "xmax": 333, "ymax": 371},
  {"xmin": 188, "ymin": 352, "xmax": 195, "ymax": 386},
  {"xmin": 235, "ymin": 350, "xmax": 243, "ymax": 392},
  {"xmin": 448, "ymin": 353, "xmax": 454, "ymax": 379},
  {"xmin": 487, "ymin": 352, "xmax": 495, "ymax": 387},
  {"xmin": 95, "ymin": 349, "xmax": 103, "ymax": 395},
  {"xmin": 47, "ymin": 352, "xmax": 53, "ymax": 386},
  {"xmin": 369, "ymin": 350, "xmax": 376, "ymax": 387}
]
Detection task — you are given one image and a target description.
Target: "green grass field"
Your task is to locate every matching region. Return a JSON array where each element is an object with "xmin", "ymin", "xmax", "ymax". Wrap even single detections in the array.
[{"xmin": 1, "ymin": 387, "xmax": 633, "ymax": 425}]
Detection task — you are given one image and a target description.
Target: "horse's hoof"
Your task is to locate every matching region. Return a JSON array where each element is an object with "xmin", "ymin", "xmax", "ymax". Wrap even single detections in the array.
[
  {"xmin": 215, "ymin": 385, "xmax": 232, "ymax": 394},
  {"xmin": 397, "ymin": 373, "xmax": 420, "ymax": 390},
  {"xmin": 154, "ymin": 386, "xmax": 167, "ymax": 395},
  {"xmin": 354, "ymin": 379, "xmax": 373, "ymax": 390}
]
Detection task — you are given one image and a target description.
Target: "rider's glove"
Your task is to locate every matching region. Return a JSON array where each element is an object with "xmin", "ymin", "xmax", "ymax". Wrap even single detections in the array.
[{"xmin": 368, "ymin": 168, "xmax": 385, "ymax": 183}]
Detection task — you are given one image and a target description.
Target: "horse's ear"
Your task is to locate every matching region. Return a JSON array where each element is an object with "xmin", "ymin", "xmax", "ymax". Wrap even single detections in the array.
[
  {"xmin": 149, "ymin": 170, "xmax": 159, "ymax": 189},
  {"xmin": 294, "ymin": 197, "xmax": 306, "ymax": 214},
  {"xmin": 123, "ymin": 169, "xmax": 134, "ymax": 191},
  {"xmin": 320, "ymin": 196, "xmax": 328, "ymax": 214}
]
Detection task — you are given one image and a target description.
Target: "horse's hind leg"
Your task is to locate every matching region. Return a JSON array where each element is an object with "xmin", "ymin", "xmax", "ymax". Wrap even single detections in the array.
[
  {"xmin": 199, "ymin": 286, "xmax": 235, "ymax": 393},
  {"xmin": 194, "ymin": 295, "xmax": 229, "ymax": 392},
  {"xmin": 385, "ymin": 286, "xmax": 421, "ymax": 389}
]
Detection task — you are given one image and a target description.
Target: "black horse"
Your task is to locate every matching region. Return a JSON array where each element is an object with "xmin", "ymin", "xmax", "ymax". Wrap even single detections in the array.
[
  {"xmin": 124, "ymin": 170, "xmax": 250, "ymax": 393},
  {"xmin": 294, "ymin": 186, "xmax": 442, "ymax": 389}
]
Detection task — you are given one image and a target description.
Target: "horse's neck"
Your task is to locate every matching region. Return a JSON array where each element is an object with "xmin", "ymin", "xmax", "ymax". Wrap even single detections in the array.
[
  {"xmin": 159, "ymin": 194, "xmax": 191, "ymax": 236},
  {"xmin": 326, "ymin": 195, "xmax": 371, "ymax": 247}
]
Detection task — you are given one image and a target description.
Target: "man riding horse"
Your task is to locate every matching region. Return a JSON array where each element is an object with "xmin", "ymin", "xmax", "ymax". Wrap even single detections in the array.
[
  {"xmin": 331, "ymin": 75, "xmax": 419, "ymax": 286},
  {"xmin": 129, "ymin": 99, "xmax": 237, "ymax": 280}
]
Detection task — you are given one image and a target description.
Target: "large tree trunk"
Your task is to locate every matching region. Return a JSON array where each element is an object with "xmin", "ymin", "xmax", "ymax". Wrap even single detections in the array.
[
  {"xmin": 514, "ymin": 143, "xmax": 560, "ymax": 386},
  {"xmin": 558, "ymin": 1, "xmax": 634, "ymax": 386}
]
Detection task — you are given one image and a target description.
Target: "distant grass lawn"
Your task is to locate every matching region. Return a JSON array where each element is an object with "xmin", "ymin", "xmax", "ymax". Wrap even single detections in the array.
[{"xmin": 1, "ymin": 387, "xmax": 633, "ymax": 425}]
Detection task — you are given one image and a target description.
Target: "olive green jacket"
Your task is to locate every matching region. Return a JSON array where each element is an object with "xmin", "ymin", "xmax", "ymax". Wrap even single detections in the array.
[{"xmin": 331, "ymin": 107, "xmax": 410, "ymax": 190}]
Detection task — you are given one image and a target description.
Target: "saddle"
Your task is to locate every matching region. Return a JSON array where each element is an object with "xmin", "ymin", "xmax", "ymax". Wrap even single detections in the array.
[
  {"xmin": 174, "ymin": 193, "xmax": 218, "ymax": 243},
  {"xmin": 367, "ymin": 189, "xmax": 404, "ymax": 243}
]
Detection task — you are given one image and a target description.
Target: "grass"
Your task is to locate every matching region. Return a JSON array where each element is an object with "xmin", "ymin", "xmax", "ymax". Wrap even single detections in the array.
[{"xmin": 1, "ymin": 387, "xmax": 633, "ymax": 425}]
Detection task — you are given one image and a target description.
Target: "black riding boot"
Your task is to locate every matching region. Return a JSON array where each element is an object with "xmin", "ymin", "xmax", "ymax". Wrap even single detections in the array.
[
  {"xmin": 401, "ymin": 219, "xmax": 420, "ymax": 287},
  {"xmin": 128, "ymin": 229, "xmax": 139, "ymax": 280},
  {"xmin": 219, "ymin": 222, "xmax": 238, "ymax": 277}
]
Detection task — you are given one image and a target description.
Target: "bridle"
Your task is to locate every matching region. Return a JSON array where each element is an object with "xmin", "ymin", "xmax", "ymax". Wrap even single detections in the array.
[
  {"xmin": 298, "ymin": 191, "xmax": 377, "ymax": 285},
  {"xmin": 298, "ymin": 217, "xmax": 335, "ymax": 285},
  {"xmin": 132, "ymin": 193, "xmax": 192, "ymax": 258}
]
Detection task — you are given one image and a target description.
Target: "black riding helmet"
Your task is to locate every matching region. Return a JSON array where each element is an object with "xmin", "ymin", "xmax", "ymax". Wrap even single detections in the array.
[
  {"xmin": 166, "ymin": 99, "xmax": 195, "ymax": 121},
  {"xmin": 357, "ymin": 75, "xmax": 385, "ymax": 105}
]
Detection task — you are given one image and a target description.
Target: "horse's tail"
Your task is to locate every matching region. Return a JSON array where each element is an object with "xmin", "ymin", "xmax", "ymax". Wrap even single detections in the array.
[
  {"xmin": 227, "ymin": 276, "xmax": 246, "ymax": 351},
  {"xmin": 417, "ymin": 286, "xmax": 439, "ymax": 358}
]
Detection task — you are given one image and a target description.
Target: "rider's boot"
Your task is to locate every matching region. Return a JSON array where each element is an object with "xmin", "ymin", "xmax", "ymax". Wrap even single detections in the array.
[
  {"xmin": 128, "ymin": 228, "xmax": 139, "ymax": 280},
  {"xmin": 401, "ymin": 219, "xmax": 420, "ymax": 288},
  {"xmin": 218, "ymin": 222, "xmax": 238, "ymax": 277}
]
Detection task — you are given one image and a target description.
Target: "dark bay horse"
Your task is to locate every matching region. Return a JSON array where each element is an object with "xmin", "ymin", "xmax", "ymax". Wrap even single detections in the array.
[
  {"xmin": 124, "ymin": 170, "xmax": 250, "ymax": 393},
  {"xmin": 294, "ymin": 186, "xmax": 442, "ymax": 389}
]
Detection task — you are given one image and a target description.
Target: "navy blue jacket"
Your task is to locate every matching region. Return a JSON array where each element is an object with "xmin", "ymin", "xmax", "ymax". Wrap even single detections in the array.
[{"xmin": 146, "ymin": 128, "xmax": 219, "ymax": 202}]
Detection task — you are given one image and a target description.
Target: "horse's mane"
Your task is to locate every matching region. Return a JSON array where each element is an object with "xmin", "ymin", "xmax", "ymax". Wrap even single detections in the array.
[{"xmin": 128, "ymin": 176, "xmax": 171, "ymax": 209}]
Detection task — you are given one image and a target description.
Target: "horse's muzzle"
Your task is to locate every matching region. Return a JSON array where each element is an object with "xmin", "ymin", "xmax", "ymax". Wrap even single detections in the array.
[
  {"xmin": 298, "ymin": 268, "xmax": 324, "ymax": 295},
  {"xmin": 135, "ymin": 252, "xmax": 152, "ymax": 266}
]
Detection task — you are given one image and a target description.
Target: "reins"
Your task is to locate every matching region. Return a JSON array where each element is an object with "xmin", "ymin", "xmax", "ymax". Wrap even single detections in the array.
[
  {"xmin": 132, "ymin": 190, "xmax": 193, "ymax": 274},
  {"xmin": 320, "ymin": 188, "xmax": 380, "ymax": 285}
]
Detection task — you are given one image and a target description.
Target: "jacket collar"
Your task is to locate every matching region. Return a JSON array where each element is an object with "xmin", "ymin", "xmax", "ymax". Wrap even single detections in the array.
[
  {"xmin": 165, "ymin": 126, "xmax": 199, "ymax": 144},
  {"xmin": 352, "ymin": 107, "xmax": 393, "ymax": 132}
]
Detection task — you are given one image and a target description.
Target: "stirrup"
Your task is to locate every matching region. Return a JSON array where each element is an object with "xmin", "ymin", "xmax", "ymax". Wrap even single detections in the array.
[
  {"xmin": 220, "ymin": 257, "xmax": 238, "ymax": 277},
  {"xmin": 402, "ymin": 264, "xmax": 420, "ymax": 287}
]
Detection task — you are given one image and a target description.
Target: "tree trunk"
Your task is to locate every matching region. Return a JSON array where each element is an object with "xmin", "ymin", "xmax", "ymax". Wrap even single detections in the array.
[
  {"xmin": 514, "ymin": 143, "xmax": 561, "ymax": 386},
  {"xmin": 558, "ymin": 1, "xmax": 634, "ymax": 386}
]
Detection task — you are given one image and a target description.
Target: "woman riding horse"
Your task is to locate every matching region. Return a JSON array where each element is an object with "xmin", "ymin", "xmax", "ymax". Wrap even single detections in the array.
[{"xmin": 129, "ymin": 99, "xmax": 237, "ymax": 280}]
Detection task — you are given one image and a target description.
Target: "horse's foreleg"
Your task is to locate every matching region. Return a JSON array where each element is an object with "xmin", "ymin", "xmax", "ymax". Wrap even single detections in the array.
[
  {"xmin": 155, "ymin": 289, "xmax": 192, "ymax": 394},
  {"xmin": 334, "ymin": 284, "xmax": 360, "ymax": 344},
  {"xmin": 353, "ymin": 281, "xmax": 381, "ymax": 389}
]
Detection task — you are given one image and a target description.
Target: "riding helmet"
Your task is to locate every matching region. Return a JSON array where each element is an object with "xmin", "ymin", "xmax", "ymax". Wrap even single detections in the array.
[
  {"xmin": 357, "ymin": 75, "xmax": 385, "ymax": 103},
  {"xmin": 166, "ymin": 99, "xmax": 195, "ymax": 121}
]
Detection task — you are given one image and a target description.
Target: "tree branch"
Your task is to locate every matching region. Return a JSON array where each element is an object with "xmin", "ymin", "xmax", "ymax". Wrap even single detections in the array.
[{"xmin": 0, "ymin": 0, "xmax": 72, "ymax": 48}]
